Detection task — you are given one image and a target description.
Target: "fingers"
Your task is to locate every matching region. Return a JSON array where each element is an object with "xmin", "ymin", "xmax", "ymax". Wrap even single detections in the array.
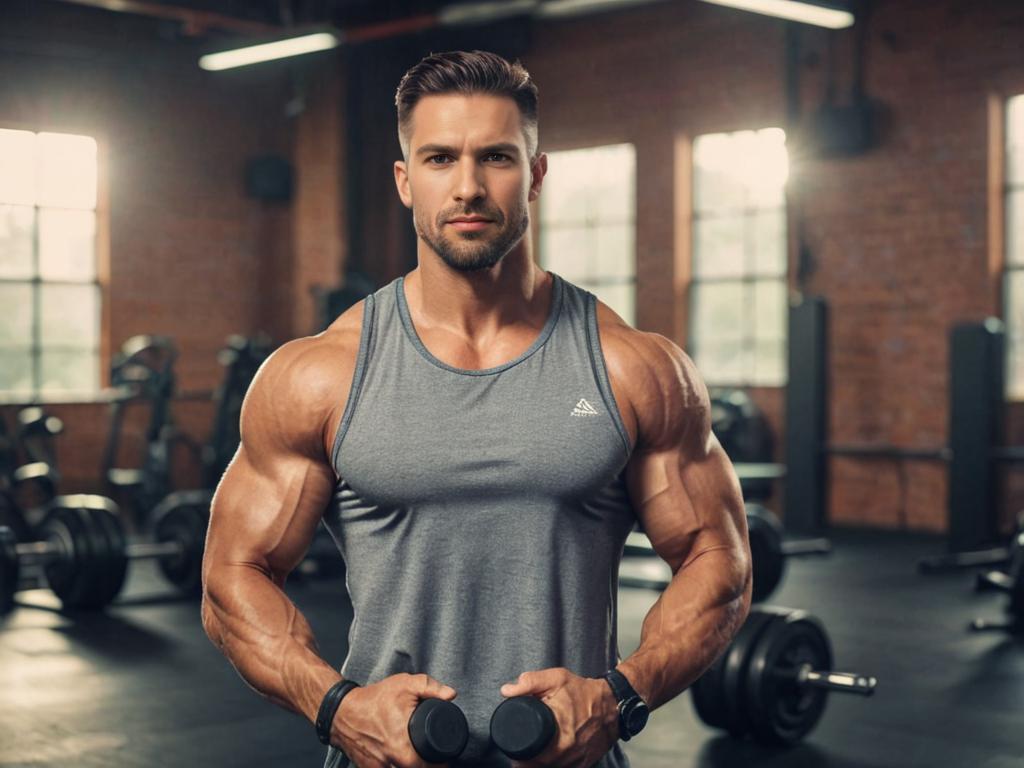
[
  {"xmin": 501, "ymin": 667, "xmax": 570, "ymax": 697},
  {"xmin": 410, "ymin": 672, "xmax": 457, "ymax": 701}
]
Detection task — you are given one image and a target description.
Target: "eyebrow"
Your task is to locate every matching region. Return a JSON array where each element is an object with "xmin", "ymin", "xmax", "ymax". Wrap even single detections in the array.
[{"xmin": 415, "ymin": 142, "xmax": 522, "ymax": 158}]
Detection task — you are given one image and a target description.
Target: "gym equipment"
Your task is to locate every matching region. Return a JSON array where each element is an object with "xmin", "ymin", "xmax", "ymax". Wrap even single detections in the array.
[
  {"xmin": 0, "ymin": 410, "xmax": 61, "ymax": 511},
  {"xmin": 490, "ymin": 695, "xmax": 556, "ymax": 760},
  {"xmin": 102, "ymin": 335, "xmax": 189, "ymax": 520},
  {"xmin": 970, "ymin": 515, "xmax": 1024, "ymax": 633},
  {"xmin": 408, "ymin": 698, "xmax": 469, "ymax": 763},
  {"xmin": 203, "ymin": 334, "xmax": 272, "ymax": 488},
  {"xmin": 621, "ymin": 505, "xmax": 830, "ymax": 603},
  {"xmin": 710, "ymin": 388, "xmax": 775, "ymax": 501},
  {"xmin": 0, "ymin": 494, "xmax": 206, "ymax": 618},
  {"xmin": 691, "ymin": 606, "xmax": 876, "ymax": 745}
]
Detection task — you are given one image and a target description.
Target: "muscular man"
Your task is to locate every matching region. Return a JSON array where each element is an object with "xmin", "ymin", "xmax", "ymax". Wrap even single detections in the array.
[{"xmin": 202, "ymin": 50, "xmax": 751, "ymax": 768}]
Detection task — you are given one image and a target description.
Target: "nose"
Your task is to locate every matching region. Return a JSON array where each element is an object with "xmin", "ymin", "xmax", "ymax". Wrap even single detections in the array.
[{"xmin": 452, "ymin": 159, "xmax": 486, "ymax": 205}]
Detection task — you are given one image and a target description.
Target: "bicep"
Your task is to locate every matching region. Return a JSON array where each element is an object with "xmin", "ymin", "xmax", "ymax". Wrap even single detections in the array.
[
  {"xmin": 207, "ymin": 442, "xmax": 336, "ymax": 583},
  {"xmin": 626, "ymin": 433, "xmax": 747, "ymax": 573}
]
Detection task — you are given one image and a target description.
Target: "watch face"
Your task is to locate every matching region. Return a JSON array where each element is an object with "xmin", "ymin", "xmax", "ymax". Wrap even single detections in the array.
[{"xmin": 624, "ymin": 700, "xmax": 650, "ymax": 735}]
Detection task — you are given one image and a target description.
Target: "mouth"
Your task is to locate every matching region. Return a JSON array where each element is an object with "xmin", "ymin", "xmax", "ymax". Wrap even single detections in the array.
[{"xmin": 447, "ymin": 218, "xmax": 493, "ymax": 232}]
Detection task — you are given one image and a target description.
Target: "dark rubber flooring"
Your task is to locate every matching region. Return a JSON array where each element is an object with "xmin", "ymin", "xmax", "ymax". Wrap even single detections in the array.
[{"xmin": 2, "ymin": 529, "xmax": 1022, "ymax": 767}]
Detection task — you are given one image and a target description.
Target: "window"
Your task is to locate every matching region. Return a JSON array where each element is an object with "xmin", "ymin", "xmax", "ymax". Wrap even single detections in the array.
[
  {"xmin": 689, "ymin": 128, "xmax": 789, "ymax": 386},
  {"xmin": 539, "ymin": 143, "xmax": 636, "ymax": 325},
  {"xmin": 1006, "ymin": 95, "xmax": 1024, "ymax": 400},
  {"xmin": 0, "ymin": 129, "xmax": 101, "ymax": 398}
]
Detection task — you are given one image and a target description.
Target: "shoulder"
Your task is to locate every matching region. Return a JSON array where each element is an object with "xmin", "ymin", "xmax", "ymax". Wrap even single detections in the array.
[
  {"xmin": 241, "ymin": 301, "xmax": 366, "ymax": 460},
  {"xmin": 593, "ymin": 299, "xmax": 711, "ymax": 454}
]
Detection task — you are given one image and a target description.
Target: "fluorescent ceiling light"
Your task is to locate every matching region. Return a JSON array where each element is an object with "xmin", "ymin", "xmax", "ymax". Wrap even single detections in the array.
[
  {"xmin": 698, "ymin": 0, "xmax": 854, "ymax": 29},
  {"xmin": 439, "ymin": 0, "xmax": 539, "ymax": 25},
  {"xmin": 537, "ymin": 0, "xmax": 658, "ymax": 18},
  {"xmin": 199, "ymin": 31, "xmax": 341, "ymax": 71}
]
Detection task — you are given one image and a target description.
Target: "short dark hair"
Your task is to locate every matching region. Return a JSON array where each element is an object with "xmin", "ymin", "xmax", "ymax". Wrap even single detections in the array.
[{"xmin": 395, "ymin": 50, "xmax": 539, "ymax": 161}]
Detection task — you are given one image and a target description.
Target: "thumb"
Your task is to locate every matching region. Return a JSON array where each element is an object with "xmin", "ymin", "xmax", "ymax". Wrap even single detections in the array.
[
  {"xmin": 501, "ymin": 670, "xmax": 547, "ymax": 697},
  {"xmin": 413, "ymin": 674, "xmax": 457, "ymax": 701}
]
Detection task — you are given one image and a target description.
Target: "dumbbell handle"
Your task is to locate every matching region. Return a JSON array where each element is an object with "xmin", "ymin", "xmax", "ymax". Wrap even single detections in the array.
[
  {"xmin": 780, "ymin": 538, "xmax": 832, "ymax": 557},
  {"xmin": 15, "ymin": 539, "xmax": 185, "ymax": 564},
  {"xmin": 791, "ymin": 664, "xmax": 877, "ymax": 696}
]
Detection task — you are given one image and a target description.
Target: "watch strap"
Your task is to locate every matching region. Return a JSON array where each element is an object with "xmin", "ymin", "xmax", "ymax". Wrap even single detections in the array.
[{"xmin": 316, "ymin": 679, "xmax": 360, "ymax": 745}]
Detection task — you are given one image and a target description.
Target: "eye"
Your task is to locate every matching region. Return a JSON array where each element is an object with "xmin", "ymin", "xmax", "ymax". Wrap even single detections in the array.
[
  {"xmin": 427, "ymin": 154, "xmax": 453, "ymax": 165},
  {"xmin": 484, "ymin": 153, "xmax": 511, "ymax": 163}
]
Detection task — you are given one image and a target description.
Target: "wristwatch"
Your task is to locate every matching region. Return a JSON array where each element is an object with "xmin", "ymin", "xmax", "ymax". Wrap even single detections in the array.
[{"xmin": 603, "ymin": 668, "xmax": 649, "ymax": 741}]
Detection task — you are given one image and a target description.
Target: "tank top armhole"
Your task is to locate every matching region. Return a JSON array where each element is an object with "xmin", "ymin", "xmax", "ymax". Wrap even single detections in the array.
[
  {"xmin": 330, "ymin": 294, "xmax": 376, "ymax": 469},
  {"xmin": 584, "ymin": 292, "xmax": 632, "ymax": 460}
]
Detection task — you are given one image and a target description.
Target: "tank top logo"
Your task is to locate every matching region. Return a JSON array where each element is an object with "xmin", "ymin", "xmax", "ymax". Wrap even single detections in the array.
[{"xmin": 571, "ymin": 398, "xmax": 600, "ymax": 417}]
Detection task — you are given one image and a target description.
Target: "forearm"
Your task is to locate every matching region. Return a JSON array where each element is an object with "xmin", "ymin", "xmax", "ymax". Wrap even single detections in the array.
[
  {"xmin": 618, "ymin": 545, "xmax": 750, "ymax": 710},
  {"xmin": 202, "ymin": 563, "xmax": 342, "ymax": 723}
]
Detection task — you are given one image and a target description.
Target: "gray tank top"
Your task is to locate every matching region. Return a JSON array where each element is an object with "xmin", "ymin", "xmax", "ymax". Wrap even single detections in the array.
[{"xmin": 322, "ymin": 272, "xmax": 636, "ymax": 767}]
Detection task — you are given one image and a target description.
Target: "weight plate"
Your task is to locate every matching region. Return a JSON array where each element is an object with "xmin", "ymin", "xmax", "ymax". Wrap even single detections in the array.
[
  {"xmin": 153, "ymin": 492, "xmax": 209, "ymax": 596},
  {"xmin": 747, "ymin": 505, "xmax": 785, "ymax": 603},
  {"xmin": 1, "ymin": 526, "xmax": 19, "ymax": 618},
  {"xmin": 82, "ymin": 502, "xmax": 128, "ymax": 610},
  {"xmin": 0, "ymin": 491, "xmax": 33, "ymax": 544},
  {"xmin": 691, "ymin": 608, "xmax": 778, "ymax": 737},
  {"xmin": 745, "ymin": 608, "xmax": 833, "ymax": 745},
  {"xmin": 40, "ymin": 504, "xmax": 93, "ymax": 610}
]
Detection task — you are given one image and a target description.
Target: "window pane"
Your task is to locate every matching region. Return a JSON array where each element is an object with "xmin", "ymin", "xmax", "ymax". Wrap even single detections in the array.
[
  {"xmin": 0, "ymin": 205, "xmax": 34, "ymax": 279},
  {"xmin": 694, "ymin": 338, "xmax": 744, "ymax": 384},
  {"xmin": 754, "ymin": 338, "xmax": 786, "ymax": 386},
  {"xmin": 40, "ymin": 348, "xmax": 99, "ymax": 394},
  {"xmin": 693, "ymin": 135, "xmax": 746, "ymax": 213},
  {"xmin": 39, "ymin": 209, "xmax": 96, "ymax": 281},
  {"xmin": 541, "ymin": 152, "xmax": 591, "ymax": 224},
  {"xmin": 40, "ymin": 283, "xmax": 100, "ymax": 347},
  {"xmin": 542, "ymin": 224, "xmax": 591, "ymax": 281},
  {"xmin": 0, "ymin": 283, "xmax": 33, "ymax": 344},
  {"xmin": 0, "ymin": 349, "xmax": 33, "ymax": 395},
  {"xmin": 589, "ymin": 281, "xmax": 635, "ymax": 327},
  {"xmin": 692, "ymin": 282, "xmax": 744, "ymax": 341},
  {"xmin": 753, "ymin": 280, "xmax": 787, "ymax": 341},
  {"xmin": 694, "ymin": 215, "xmax": 745, "ymax": 278},
  {"xmin": 751, "ymin": 209, "xmax": 786, "ymax": 276},
  {"xmin": 1009, "ymin": 191, "xmax": 1024, "ymax": 266},
  {"xmin": 592, "ymin": 145, "xmax": 635, "ymax": 222},
  {"xmin": 36, "ymin": 132, "xmax": 98, "ymax": 210},
  {"xmin": 694, "ymin": 128, "xmax": 788, "ymax": 213},
  {"xmin": 0, "ymin": 129, "xmax": 36, "ymax": 206},
  {"xmin": 1008, "ymin": 334, "xmax": 1024, "ymax": 401},
  {"xmin": 594, "ymin": 224, "xmax": 635, "ymax": 281},
  {"xmin": 1008, "ymin": 95, "xmax": 1024, "ymax": 185}
]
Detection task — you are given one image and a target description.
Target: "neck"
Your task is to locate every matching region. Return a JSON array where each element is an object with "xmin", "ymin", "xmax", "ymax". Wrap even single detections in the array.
[{"xmin": 404, "ymin": 240, "xmax": 551, "ymax": 338}]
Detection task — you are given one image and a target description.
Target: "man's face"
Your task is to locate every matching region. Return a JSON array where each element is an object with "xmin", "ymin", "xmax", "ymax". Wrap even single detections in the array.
[{"xmin": 394, "ymin": 93, "xmax": 546, "ymax": 272}]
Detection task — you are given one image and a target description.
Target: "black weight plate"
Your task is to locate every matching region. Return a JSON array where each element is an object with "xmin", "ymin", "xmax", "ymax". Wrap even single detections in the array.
[
  {"xmin": 0, "ymin": 491, "xmax": 33, "ymax": 543},
  {"xmin": 40, "ymin": 504, "xmax": 93, "ymax": 609},
  {"xmin": 745, "ymin": 608, "xmax": 833, "ymax": 745},
  {"xmin": 747, "ymin": 505, "xmax": 785, "ymax": 603},
  {"xmin": 83, "ymin": 503, "xmax": 128, "ymax": 610},
  {"xmin": 153, "ymin": 495, "xmax": 209, "ymax": 595},
  {"xmin": 1, "ymin": 526, "xmax": 19, "ymax": 618},
  {"xmin": 691, "ymin": 608, "xmax": 778, "ymax": 737}
]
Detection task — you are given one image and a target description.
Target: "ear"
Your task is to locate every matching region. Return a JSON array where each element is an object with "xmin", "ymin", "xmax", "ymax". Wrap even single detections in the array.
[
  {"xmin": 527, "ymin": 152, "xmax": 548, "ymax": 203},
  {"xmin": 394, "ymin": 159, "xmax": 412, "ymax": 209}
]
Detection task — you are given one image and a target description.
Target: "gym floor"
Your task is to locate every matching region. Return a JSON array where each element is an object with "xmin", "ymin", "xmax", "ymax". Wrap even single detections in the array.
[{"xmin": 2, "ymin": 529, "xmax": 1020, "ymax": 768}]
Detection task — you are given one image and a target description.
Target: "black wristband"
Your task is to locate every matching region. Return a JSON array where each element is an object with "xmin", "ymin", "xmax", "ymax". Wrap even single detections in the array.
[{"xmin": 316, "ymin": 679, "xmax": 360, "ymax": 746}]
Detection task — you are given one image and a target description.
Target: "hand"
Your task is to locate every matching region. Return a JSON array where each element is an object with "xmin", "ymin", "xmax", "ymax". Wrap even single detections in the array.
[
  {"xmin": 331, "ymin": 673, "xmax": 458, "ymax": 768},
  {"xmin": 499, "ymin": 667, "xmax": 619, "ymax": 768}
]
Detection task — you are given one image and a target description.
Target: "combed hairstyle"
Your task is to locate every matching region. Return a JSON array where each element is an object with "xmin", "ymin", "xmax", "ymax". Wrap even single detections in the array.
[{"xmin": 395, "ymin": 50, "xmax": 539, "ymax": 162}]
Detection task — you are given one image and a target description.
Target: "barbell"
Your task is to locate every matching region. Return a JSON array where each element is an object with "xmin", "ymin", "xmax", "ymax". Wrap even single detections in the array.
[
  {"xmin": 691, "ymin": 605, "xmax": 876, "ymax": 745},
  {"xmin": 0, "ymin": 494, "xmax": 206, "ymax": 618}
]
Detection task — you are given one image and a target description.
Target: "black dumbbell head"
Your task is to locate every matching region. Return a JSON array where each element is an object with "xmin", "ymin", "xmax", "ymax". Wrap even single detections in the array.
[
  {"xmin": 490, "ymin": 696, "xmax": 556, "ymax": 761},
  {"xmin": 408, "ymin": 698, "xmax": 468, "ymax": 763}
]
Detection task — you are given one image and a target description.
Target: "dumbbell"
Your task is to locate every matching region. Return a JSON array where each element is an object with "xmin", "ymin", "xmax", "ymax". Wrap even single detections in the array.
[
  {"xmin": 0, "ymin": 494, "xmax": 206, "ymax": 618},
  {"xmin": 691, "ymin": 606, "xmax": 876, "ymax": 745},
  {"xmin": 408, "ymin": 698, "xmax": 469, "ymax": 763},
  {"xmin": 621, "ymin": 504, "xmax": 831, "ymax": 603},
  {"xmin": 491, "ymin": 696, "xmax": 557, "ymax": 760}
]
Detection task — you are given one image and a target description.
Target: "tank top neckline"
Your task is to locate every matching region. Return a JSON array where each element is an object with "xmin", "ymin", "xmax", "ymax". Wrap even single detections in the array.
[{"xmin": 394, "ymin": 271, "xmax": 565, "ymax": 377}]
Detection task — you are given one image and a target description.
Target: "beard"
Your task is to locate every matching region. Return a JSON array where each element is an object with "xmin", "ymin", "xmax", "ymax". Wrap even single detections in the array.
[{"xmin": 413, "ymin": 197, "xmax": 530, "ymax": 273}]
